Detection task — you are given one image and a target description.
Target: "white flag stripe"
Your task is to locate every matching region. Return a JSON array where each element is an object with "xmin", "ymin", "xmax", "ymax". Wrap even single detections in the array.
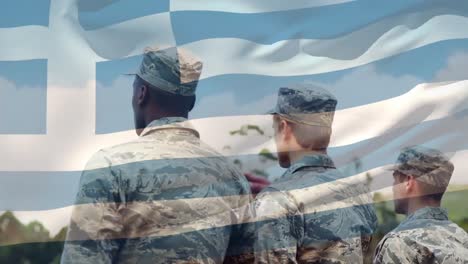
[
  {"xmin": 3, "ymin": 166, "xmax": 467, "ymax": 246},
  {"xmin": 0, "ymin": 207, "xmax": 73, "ymax": 240},
  {"xmin": 170, "ymin": 0, "xmax": 355, "ymax": 13},
  {"xmin": 197, "ymin": 80, "xmax": 468, "ymax": 156},
  {"xmin": 3, "ymin": 149, "xmax": 467, "ymax": 242},
  {"xmin": 330, "ymin": 80, "xmax": 468, "ymax": 147},
  {"xmin": 2, "ymin": 114, "xmax": 468, "ymax": 211},
  {"xmin": 184, "ymin": 15, "xmax": 468, "ymax": 79},
  {"xmin": 0, "ymin": 26, "xmax": 51, "ymax": 61},
  {"xmin": 85, "ymin": 13, "xmax": 176, "ymax": 61},
  {"xmin": 1, "ymin": 80, "xmax": 466, "ymax": 171}
]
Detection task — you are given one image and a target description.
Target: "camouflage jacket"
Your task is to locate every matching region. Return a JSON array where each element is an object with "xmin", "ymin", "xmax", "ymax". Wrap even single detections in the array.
[
  {"xmin": 61, "ymin": 117, "xmax": 253, "ymax": 264},
  {"xmin": 254, "ymin": 154, "xmax": 377, "ymax": 264},
  {"xmin": 373, "ymin": 207, "xmax": 468, "ymax": 264}
]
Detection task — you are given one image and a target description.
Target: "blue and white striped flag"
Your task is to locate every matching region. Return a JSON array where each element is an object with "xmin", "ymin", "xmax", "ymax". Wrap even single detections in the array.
[{"xmin": 1, "ymin": 0, "xmax": 467, "ymax": 257}]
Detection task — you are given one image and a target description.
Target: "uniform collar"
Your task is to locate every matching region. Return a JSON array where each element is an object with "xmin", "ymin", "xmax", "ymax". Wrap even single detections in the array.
[
  {"xmin": 140, "ymin": 117, "xmax": 200, "ymax": 138},
  {"xmin": 286, "ymin": 153, "xmax": 336, "ymax": 174},
  {"xmin": 403, "ymin": 207, "xmax": 448, "ymax": 224}
]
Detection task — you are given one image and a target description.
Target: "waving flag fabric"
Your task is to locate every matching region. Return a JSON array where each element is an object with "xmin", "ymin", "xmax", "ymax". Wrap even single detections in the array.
[{"xmin": 1, "ymin": 0, "xmax": 467, "ymax": 257}]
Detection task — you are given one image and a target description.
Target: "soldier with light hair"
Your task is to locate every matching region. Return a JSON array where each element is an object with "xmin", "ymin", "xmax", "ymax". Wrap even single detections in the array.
[
  {"xmin": 61, "ymin": 46, "xmax": 253, "ymax": 263},
  {"xmin": 373, "ymin": 146, "xmax": 468, "ymax": 264},
  {"xmin": 253, "ymin": 84, "xmax": 377, "ymax": 263}
]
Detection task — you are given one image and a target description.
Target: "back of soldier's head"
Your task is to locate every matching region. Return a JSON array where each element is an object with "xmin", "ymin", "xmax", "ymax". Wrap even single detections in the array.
[
  {"xmin": 133, "ymin": 75, "xmax": 196, "ymax": 117},
  {"xmin": 269, "ymin": 83, "xmax": 337, "ymax": 150},
  {"xmin": 131, "ymin": 46, "xmax": 203, "ymax": 116}
]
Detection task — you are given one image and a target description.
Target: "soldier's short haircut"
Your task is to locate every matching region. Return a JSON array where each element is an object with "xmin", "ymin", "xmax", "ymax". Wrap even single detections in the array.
[
  {"xmin": 274, "ymin": 115, "xmax": 332, "ymax": 150},
  {"xmin": 135, "ymin": 75, "xmax": 196, "ymax": 116},
  {"xmin": 395, "ymin": 171, "xmax": 447, "ymax": 202},
  {"xmin": 419, "ymin": 181, "xmax": 447, "ymax": 201}
]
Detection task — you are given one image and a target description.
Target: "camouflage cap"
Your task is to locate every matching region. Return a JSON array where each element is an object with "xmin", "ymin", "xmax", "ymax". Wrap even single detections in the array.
[
  {"xmin": 390, "ymin": 146, "xmax": 454, "ymax": 187},
  {"xmin": 130, "ymin": 46, "xmax": 203, "ymax": 96},
  {"xmin": 267, "ymin": 83, "xmax": 337, "ymax": 127}
]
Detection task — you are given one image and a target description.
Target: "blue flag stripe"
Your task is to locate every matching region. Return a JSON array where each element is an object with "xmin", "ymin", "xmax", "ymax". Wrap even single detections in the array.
[
  {"xmin": 78, "ymin": 0, "xmax": 169, "ymax": 30},
  {"xmin": 171, "ymin": 0, "xmax": 465, "ymax": 45},
  {"xmin": 0, "ymin": 0, "xmax": 50, "ymax": 28}
]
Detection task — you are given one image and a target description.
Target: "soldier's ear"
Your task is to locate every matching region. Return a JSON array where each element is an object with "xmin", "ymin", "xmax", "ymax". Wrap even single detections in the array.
[
  {"xmin": 405, "ymin": 175, "xmax": 416, "ymax": 194},
  {"xmin": 278, "ymin": 119, "xmax": 292, "ymax": 139},
  {"xmin": 276, "ymin": 118, "xmax": 285, "ymax": 132},
  {"xmin": 137, "ymin": 84, "xmax": 149, "ymax": 106}
]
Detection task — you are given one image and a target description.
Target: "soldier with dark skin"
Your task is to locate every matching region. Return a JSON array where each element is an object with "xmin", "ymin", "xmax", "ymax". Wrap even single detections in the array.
[
  {"xmin": 374, "ymin": 146, "xmax": 468, "ymax": 264},
  {"xmin": 61, "ymin": 46, "xmax": 253, "ymax": 264}
]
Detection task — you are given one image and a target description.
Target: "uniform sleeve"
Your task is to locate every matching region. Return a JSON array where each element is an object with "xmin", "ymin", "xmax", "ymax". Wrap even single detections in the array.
[
  {"xmin": 224, "ymin": 170, "xmax": 256, "ymax": 264},
  {"xmin": 61, "ymin": 151, "xmax": 124, "ymax": 264},
  {"xmin": 254, "ymin": 190, "xmax": 302, "ymax": 264},
  {"xmin": 373, "ymin": 236, "xmax": 391, "ymax": 264},
  {"xmin": 373, "ymin": 234, "xmax": 434, "ymax": 264}
]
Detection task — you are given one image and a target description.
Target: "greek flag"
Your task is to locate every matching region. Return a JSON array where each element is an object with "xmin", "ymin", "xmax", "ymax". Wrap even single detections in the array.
[{"xmin": 0, "ymin": 0, "xmax": 467, "ymax": 255}]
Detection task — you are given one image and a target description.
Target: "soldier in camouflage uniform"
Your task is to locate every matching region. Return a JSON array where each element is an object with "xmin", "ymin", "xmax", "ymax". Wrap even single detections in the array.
[
  {"xmin": 253, "ymin": 84, "xmax": 378, "ymax": 263},
  {"xmin": 61, "ymin": 46, "xmax": 253, "ymax": 264},
  {"xmin": 373, "ymin": 146, "xmax": 468, "ymax": 264}
]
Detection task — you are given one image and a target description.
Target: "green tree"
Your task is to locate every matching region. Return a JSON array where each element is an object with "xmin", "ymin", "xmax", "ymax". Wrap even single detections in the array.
[
  {"xmin": 228, "ymin": 124, "xmax": 276, "ymax": 179},
  {"xmin": 0, "ymin": 211, "xmax": 66, "ymax": 264}
]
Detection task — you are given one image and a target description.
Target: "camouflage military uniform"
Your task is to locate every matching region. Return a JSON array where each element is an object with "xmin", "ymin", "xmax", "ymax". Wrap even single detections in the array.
[
  {"xmin": 374, "ymin": 146, "xmax": 468, "ymax": 263},
  {"xmin": 253, "ymin": 84, "xmax": 377, "ymax": 263},
  {"xmin": 254, "ymin": 154, "xmax": 377, "ymax": 263},
  {"xmin": 61, "ymin": 117, "xmax": 252, "ymax": 264},
  {"xmin": 61, "ymin": 46, "xmax": 253, "ymax": 263},
  {"xmin": 374, "ymin": 207, "xmax": 468, "ymax": 264}
]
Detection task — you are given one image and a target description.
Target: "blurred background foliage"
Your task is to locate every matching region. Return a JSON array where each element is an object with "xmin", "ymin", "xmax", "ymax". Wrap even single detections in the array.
[{"xmin": 0, "ymin": 211, "xmax": 67, "ymax": 264}]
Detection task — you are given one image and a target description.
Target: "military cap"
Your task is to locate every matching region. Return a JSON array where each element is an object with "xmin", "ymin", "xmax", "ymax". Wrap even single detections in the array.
[
  {"xmin": 267, "ymin": 83, "xmax": 337, "ymax": 127},
  {"xmin": 389, "ymin": 146, "xmax": 454, "ymax": 187},
  {"xmin": 129, "ymin": 46, "xmax": 203, "ymax": 96}
]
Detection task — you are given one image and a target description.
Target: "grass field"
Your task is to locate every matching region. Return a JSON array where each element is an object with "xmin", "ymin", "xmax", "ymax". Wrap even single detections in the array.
[{"xmin": 442, "ymin": 186, "xmax": 468, "ymax": 227}]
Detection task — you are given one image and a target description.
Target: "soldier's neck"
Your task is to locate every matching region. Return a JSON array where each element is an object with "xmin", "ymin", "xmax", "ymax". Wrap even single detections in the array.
[
  {"xmin": 406, "ymin": 197, "xmax": 441, "ymax": 215},
  {"xmin": 144, "ymin": 112, "xmax": 188, "ymax": 127},
  {"xmin": 289, "ymin": 149, "xmax": 327, "ymax": 164}
]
